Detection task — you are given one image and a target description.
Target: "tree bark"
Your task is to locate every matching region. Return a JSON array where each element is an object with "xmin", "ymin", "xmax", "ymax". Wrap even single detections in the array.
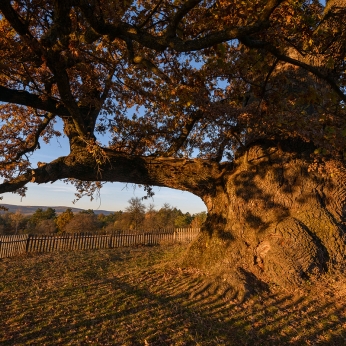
[
  {"xmin": 0, "ymin": 145, "xmax": 224, "ymax": 197},
  {"xmin": 1, "ymin": 139, "xmax": 345, "ymax": 293},
  {"xmin": 187, "ymin": 139, "xmax": 346, "ymax": 294}
]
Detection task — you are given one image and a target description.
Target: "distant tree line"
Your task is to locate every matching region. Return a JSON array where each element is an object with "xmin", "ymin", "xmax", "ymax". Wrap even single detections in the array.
[{"xmin": 0, "ymin": 198, "xmax": 206, "ymax": 235}]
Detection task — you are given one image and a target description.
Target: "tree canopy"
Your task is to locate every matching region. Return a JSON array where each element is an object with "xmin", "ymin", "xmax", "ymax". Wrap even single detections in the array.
[
  {"xmin": 2, "ymin": 0, "xmax": 346, "ymax": 291},
  {"xmin": 0, "ymin": 203, "xmax": 200, "ymax": 234},
  {"xmin": 0, "ymin": 0, "xmax": 345, "ymax": 197}
]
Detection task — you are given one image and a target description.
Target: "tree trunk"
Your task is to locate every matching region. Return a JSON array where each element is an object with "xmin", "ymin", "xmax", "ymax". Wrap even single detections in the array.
[
  {"xmin": 1, "ymin": 138, "xmax": 345, "ymax": 294},
  {"xmin": 186, "ymin": 139, "xmax": 346, "ymax": 295}
]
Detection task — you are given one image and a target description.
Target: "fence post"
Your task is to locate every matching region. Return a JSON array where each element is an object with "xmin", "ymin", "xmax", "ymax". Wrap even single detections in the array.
[
  {"xmin": 108, "ymin": 233, "xmax": 112, "ymax": 249},
  {"xmin": 0, "ymin": 228, "xmax": 201, "ymax": 258},
  {"xmin": 26, "ymin": 234, "xmax": 32, "ymax": 253}
]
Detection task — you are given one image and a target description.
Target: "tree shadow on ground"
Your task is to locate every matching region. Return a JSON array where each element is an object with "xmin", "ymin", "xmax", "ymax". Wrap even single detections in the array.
[{"xmin": 1, "ymin": 250, "xmax": 345, "ymax": 346}]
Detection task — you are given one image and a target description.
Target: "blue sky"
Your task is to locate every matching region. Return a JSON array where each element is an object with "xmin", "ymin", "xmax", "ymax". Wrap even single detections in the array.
[
  {"xmin": 2, "ymin": 0, "xmax": 327, "ymax": 213},
  {"xmin": 2, "ymin": 180, "xmax": 206, "ymax": 214},
  {"xmin": 2, "ymin": 119, "xmax": 207, "ymax": 214}
]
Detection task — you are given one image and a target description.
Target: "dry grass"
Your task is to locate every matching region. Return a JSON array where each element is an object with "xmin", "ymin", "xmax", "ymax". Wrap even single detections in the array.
[{"xmin": 0, "ymin": 244, "xmax": 345, "ymax": 345}]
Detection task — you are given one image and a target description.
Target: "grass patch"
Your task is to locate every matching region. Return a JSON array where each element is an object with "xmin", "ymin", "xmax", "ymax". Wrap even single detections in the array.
[{"xmin": 0, "ymin": 244, "xmax": 345, "ymax": 345}]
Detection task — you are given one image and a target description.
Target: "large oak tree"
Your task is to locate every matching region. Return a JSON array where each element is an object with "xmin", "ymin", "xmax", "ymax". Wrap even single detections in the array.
[{"xmin": 0, "ymin": 0, "xmax": 345, "ymax": 292}]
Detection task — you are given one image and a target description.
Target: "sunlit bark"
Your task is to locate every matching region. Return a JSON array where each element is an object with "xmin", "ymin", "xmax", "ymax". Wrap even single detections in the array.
[{"xmin": 0, "ymin": 0, "xmax": 345, "ymax": 290}]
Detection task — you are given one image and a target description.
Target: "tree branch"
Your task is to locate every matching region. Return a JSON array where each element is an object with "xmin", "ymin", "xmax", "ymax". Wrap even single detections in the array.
[
  {"xmin": 49, "ymin": 62, "xmax": 88, "ymax": 136},
  {"xmin": 165, "ymin": 0, "xmax": 203, "ymax": 38},
  {"xmin": 9, "ymin": 113, "xmax": 56, "ymax": 163},
  {"xmin": 239, "ymin": 37, "xmax": 346, "ymax": 103},
  {"xmin": 137, "ymin": 0, "xmax": 164, "ymax": 29},
  {"xmin": 40, "ymin": 1, "xmax": 73, "ymax": 48},
  {"xmin": 258, "ymin": 0, "xmax": 286, "ymax": 21},
  {"xmin": 0, "ymin": 85, "xmax": 70, "ymax": 116},
  {"xmin": 0, "ymin": 149, "xmax": 224, "ymax": 198},
  {"xmin": 0, "ymin": 0, "xmax": 43, "ymax": 57},
  {"xmin": 126, "ymin": 39, "xmax": 171, "ymax": 82},
  {"xmin": 77, "ymin": 0, "xmax": 284, "ymax": 52},
  {"xmin": 166, "ymin": 110, "xmax": 202, "ymax": 156}
]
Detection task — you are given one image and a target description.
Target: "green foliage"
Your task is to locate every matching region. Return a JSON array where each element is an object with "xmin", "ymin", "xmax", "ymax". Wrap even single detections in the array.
[
  {"xmin": 174, "ymin": 213, "xmax": 193, "ymax": 228},
  {"xmin": 26, "ymin": 207, "xmax": 56, "ymax": 233},
  {"xmin": 79, "ymin": 209, "xmax": 95, "ymax": 215},
  {"xmin": 97, "ymin": 211, "xmax": 123, "ymax": 226},
  {"xmin": 27, "ymin": 207, "xmax": 57, "ymax": 233},
  {"xmin": 31, "ymin": 207, "xmax": 56, "ymax": 223}
]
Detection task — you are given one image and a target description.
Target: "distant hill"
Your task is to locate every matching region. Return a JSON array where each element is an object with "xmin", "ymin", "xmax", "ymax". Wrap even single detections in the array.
[{"xmin": 0, "ymin": 204, "xmax": 113, "ymax": 215}]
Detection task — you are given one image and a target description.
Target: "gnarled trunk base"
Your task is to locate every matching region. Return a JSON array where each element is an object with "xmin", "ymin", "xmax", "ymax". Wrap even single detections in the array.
[{"xmin": 185, "ymin": 140, "xmax": 346, "ymax": 295}]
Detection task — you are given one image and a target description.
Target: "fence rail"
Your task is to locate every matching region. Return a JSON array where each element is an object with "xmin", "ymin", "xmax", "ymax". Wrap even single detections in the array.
[{"xmin": 0, "ymin": 228, "xmax": 200, "ymax": 259}]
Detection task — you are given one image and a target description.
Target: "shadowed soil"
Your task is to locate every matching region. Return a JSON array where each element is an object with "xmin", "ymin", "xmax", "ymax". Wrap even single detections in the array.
[{"xmin": 0, "ymin": 245, "xmax": 345, "ymax": 345}]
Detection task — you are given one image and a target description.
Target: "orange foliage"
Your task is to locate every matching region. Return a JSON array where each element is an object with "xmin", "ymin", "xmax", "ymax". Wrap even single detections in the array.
[{"xmin": 0, "ymin": 0, "xmax": 345, "ymax": 194}]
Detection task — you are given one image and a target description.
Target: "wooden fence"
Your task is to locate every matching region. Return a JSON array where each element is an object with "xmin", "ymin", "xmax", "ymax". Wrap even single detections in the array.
[{"xmin": 0, "ymin": 228, "xmax": 200, "ymax": 259}]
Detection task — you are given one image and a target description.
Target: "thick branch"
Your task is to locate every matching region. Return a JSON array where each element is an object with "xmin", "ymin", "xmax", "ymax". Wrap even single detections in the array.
[
  {"xmin": 0, "ymin": 149, "xmax": 225, "ymax": 198},
  {"xmin": 48, "ymin": 60, "xmax": 88, "ymax": 136},
  {"xmin": 78, "ymin": 0, "xmax": 284, "ymax": 52},
  {"xmin": 40, "ymin": 1, "xmax": 73, "ymax": 48},
  {"xmin": 239, "ymin": 37, "xmax": 346, "ymax": 103},
  {"xmin": 0, "ymin": 171, "xmax": 33, "ymax": 194},
  {"xmin": 0, "ymin": 0, "xmax": 43, "ymax": 57},
  {"xmin": 258, "ymin": 0, "xmax": 286, "ymax": 21},
  {"xmin": 165, "ymin": 0, "xmax": 203, "ymax": 38},
  {"xmin": 0, "ymin": 85, "xmax": 70, "ymax": 116}
]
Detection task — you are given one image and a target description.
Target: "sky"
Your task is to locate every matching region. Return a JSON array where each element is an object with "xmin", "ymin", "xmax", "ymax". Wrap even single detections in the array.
[
  {"xmin": 1, "ymin": 120, "xmax": 207, "ymax": 214},
  {"xmin": 2, "ymin": 0, "xmax": 328, "ymax": 214}
]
